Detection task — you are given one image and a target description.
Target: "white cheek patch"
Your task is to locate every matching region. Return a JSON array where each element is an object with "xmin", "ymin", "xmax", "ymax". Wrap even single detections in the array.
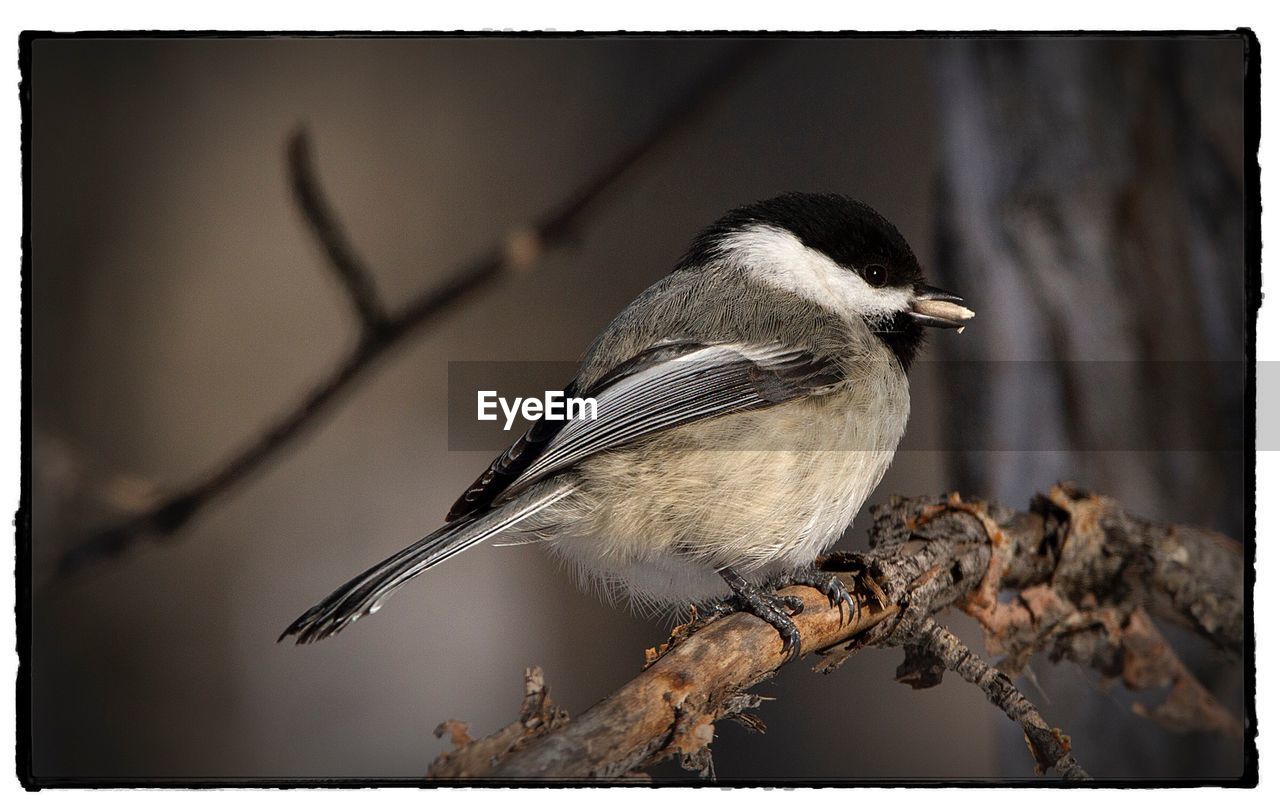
[{"xmin": 718, "ymin": 224, "xmax": 913, "ymax": 325}]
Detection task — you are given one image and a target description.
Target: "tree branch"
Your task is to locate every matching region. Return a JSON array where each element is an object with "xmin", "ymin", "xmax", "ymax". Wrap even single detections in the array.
[
  {"xmin": 287, "ymin": 132, "xmax": 392, "ymax": 339},
  {"xmin": 57, "ymin": 42, "xmax": 776, "ymax": 575},
  {"xmin": 427, "ymin": 485, "xmax": 1243, "ymax": 781},
  {"xmin": 893, "ymin": 616, "xmax": 1090, "ymax": 780}
]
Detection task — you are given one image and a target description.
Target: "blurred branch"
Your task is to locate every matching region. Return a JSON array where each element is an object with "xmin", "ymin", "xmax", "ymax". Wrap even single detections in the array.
[
  {"xmin": 57, "ymin": 42, "xmax": 776, "ymax": 575},
  {"xmin": 288, "ymin": 135, "xmax": 392, "ymax": 339},
  {"xmin": 429, "ymin": 484, "xmax": 1244, "ymax": 781}
]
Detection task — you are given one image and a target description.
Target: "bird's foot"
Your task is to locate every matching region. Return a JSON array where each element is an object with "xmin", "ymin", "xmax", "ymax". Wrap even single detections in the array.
[
  {"xmin": 774, "ymin": 565, "xmax": 858, "ymax": 623},
  {"xmin": 717, "ymin": 566, "xmax": 805, "ymax": 662}
]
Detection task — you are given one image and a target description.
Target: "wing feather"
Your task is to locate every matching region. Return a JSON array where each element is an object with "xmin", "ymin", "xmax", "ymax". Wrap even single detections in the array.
[{"xmin": 447, "ymin": 342, "xmax": 839, "ymax": 513}]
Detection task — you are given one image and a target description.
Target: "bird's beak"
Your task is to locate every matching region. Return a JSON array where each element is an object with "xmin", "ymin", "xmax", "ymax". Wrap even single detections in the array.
[{"xmin": 910, "ymin": 285, "xmax": 975, "ymax": 332}]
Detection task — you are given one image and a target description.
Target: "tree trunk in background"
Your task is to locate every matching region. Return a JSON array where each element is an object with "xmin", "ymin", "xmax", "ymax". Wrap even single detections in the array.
[{"xmin": 930, "ymin": 38, "xmax": 1247, "ymax": 779}]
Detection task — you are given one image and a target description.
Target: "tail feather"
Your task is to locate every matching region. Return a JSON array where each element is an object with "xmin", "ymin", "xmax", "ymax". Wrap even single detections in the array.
[{"xmin": 280, "ymin": 484, "xmax": 572, "ymax": 644}]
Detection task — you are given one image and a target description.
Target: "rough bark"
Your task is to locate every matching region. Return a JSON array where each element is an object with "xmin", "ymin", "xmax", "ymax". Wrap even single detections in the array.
[
  {"xmin": 895, "ymin": 617, "xmax": 1089, "ymax": 780},
  {"xmin": 427, "ymin": 485, "xmax": 1243, "ymax": 781}
]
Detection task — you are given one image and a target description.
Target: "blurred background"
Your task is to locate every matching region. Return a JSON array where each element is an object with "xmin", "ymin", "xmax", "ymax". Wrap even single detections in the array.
[{"xmin": 28, "ymin": 36, "xmax": 1248, "ymax": 781}]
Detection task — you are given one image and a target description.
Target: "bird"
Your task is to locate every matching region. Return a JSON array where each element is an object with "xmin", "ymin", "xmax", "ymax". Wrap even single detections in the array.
[{"xmin": 280, "ymin": 192, "xmax": 974, "ymax": 658}]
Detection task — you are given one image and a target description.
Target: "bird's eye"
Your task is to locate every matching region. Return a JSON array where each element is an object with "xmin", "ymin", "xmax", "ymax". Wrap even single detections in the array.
[{"xmin": 862, "ymin": 264, "xmax": 888, "ymax": 287}]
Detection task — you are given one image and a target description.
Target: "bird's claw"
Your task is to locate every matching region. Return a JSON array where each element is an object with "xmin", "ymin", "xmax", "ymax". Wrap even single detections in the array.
[
  {"xmin": 782, "ymin": 567, "xmax": 857, "ymax": 622},
  {"xmin": 716, "ymin": 568, "xmax": 806, "ymax": 662}
]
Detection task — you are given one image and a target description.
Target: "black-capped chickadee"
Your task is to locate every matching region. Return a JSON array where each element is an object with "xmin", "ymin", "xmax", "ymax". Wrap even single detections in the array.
[{"xmin": 282, "ymin": 193, "xmax": 974, "ymax": 657}]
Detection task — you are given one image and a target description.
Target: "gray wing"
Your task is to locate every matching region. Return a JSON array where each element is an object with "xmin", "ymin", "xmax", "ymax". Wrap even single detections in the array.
[{"xmin": 499, "ymin": 341, "xmax": 842, "ymax": 497}]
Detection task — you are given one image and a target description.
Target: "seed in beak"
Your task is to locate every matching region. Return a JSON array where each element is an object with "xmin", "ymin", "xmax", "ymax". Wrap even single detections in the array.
[{"xmin": 912, "ymin": 298, "xmax": 976, "ymax": 326}]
